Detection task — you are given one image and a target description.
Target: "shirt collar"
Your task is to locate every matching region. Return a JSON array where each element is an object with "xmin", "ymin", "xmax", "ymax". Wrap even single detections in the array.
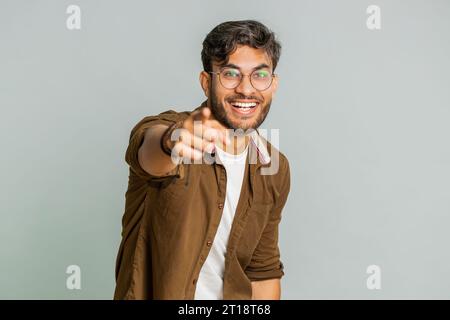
[{"xmin": 248, "ymin": 129, "xmax": 271, "ymax": 165}]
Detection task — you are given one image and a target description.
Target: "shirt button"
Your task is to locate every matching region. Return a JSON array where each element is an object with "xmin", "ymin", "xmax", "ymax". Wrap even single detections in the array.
[
  {"xmin": 206, "ymin": 241, "xmax": 213, "ymax": 247},
  {"xmin": 218, "ymin": 203, "xmax": 224, "ymax": 209},
  {"xmin": 193, "ymin": 278, "xmax": 197, "ymax": 285}
]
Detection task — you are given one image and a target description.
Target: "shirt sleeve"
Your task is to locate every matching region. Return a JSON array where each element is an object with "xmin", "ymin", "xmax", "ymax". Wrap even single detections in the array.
[
  {"xmin": 245, "ymin": 158, "xmax": 291, "ymax": 282},
  {"xmin": 125, "ymin": 110, "xmax": 188, "ymax": 182}
]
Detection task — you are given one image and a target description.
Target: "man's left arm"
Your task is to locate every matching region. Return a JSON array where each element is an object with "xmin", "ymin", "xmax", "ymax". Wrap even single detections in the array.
[
  {"xmin": 245, "ymin": 157, "xmax": 291, "ymax": 300},
  {"xmin": 251, "ymin": 278, "xmax": 281, "ymax": 299}
]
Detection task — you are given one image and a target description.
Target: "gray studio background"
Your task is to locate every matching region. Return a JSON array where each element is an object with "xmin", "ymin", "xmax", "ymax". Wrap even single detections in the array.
[{"xmin": 1, "ymin": 0, "xmax": 449, "ymax": 299}]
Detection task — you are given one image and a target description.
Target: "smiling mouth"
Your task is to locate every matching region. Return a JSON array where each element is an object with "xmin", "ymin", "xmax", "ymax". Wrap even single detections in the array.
[{"xmin": 228, "ymin": 100, "xmax": 260, "ymax": 114}]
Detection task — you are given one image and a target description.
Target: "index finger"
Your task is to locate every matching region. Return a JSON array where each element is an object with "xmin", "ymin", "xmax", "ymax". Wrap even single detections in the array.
[{"xmin": 192, "ymin": 107, "xmax": 213, "ymax": 123}]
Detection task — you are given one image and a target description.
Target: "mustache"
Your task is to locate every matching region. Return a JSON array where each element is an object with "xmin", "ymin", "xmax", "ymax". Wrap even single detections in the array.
[{"xmin": 225, "ymin": 95, "xmax": 263, "ymax": 103}]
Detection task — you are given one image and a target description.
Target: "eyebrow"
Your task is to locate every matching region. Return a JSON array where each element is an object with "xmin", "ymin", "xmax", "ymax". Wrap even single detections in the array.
[{"xmin": 221, "ymin": 63, "xmax": 271, "ymax": 71}]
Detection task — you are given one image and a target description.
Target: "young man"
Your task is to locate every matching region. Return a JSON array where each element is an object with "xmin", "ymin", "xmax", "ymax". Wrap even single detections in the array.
[{"xmin": 114, "ymin": 20, "xmax": 291, "ymax": 300}]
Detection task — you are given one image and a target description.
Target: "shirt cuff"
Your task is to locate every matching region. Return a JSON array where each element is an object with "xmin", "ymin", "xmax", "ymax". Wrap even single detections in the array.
[{"xmin": 245, "ymin": 261, "xmax": 285, "ymax": 282}]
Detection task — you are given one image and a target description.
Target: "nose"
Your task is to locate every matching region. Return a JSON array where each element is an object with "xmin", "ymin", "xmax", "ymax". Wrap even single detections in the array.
[{"xmin": 235, "ymin": 74, "xmax": 256, "ymax": 96}]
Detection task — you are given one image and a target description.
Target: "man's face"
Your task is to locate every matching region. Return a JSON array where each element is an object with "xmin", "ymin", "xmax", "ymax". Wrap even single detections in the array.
[{"xmin": 200, "ymin": 45, "xmax": 278, "ymax": 131}]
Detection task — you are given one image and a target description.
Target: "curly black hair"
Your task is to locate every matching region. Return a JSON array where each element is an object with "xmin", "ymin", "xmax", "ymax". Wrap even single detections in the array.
[{"xmin": 201, "ymin": 20, "xmax": 281, "ymax": 73}]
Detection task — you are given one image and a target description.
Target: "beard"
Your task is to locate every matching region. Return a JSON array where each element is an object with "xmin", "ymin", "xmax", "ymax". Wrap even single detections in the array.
[{"xmin": 209, "ymin": 85, "xmax": 271, "ymax": 131}]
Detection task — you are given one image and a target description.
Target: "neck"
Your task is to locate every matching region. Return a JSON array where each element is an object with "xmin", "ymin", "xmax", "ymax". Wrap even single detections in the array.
[{"xmin": 216, "ymin": 132, "xmax": 249, "ymax": 155}]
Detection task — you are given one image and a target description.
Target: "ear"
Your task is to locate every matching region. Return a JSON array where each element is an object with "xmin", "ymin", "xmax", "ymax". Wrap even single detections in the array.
[
  {"xmin": 199, "ymin": 71, "xmax": 211, "ymax": 98},
  {"xmin": 271, "ymin": 74, "xmax": 279, "ymax": 97}
]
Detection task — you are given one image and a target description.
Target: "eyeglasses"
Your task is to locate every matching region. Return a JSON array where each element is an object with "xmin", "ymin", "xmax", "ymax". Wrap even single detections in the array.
[{"xmin": 208, "ymin": 67, "xmax": 275, "ymax": 91}]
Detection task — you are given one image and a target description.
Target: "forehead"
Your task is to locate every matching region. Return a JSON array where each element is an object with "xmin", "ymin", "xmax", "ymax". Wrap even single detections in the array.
[{"xmin": 215, "ymin": 45, "xmax": 272, "ymax": 71}]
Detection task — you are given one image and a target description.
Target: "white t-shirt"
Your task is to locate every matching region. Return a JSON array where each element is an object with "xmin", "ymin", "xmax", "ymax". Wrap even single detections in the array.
[{"xmin": 194, "ymin": 143, "xmax": 249, "ymax": 300}]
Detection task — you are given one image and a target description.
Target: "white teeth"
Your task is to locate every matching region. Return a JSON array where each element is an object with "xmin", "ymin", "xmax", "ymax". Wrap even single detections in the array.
[{"xmin": 231, "ymin": 102, "xmax": 257, "ymax": 108}]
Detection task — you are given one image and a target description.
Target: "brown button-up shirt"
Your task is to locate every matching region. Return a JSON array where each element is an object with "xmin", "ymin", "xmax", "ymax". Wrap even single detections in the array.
[{"xmin": 114, "ymin": 101, "xmax": 291, "ymax": 300}]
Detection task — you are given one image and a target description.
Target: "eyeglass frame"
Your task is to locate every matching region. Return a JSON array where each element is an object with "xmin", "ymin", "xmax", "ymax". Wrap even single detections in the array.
[{"xmin": 207, "ymin": 67, "xmax": 276, "ymax": 91}]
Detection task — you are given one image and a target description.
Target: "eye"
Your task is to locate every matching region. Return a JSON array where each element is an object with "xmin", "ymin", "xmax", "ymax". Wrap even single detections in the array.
[
  {"xmin": 253, "ymin": 70, "xmax": 270, "ymax": 79},
  {"xmin": 222, "ymin": 69, "xmax": 240, "ymax": 78}
]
